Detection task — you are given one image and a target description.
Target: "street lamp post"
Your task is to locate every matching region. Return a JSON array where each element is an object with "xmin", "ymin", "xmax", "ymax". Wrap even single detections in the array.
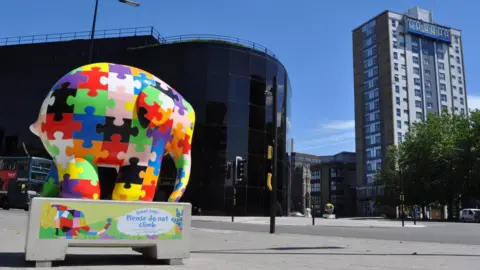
[
  {"xmin": 88, "ymin": 0, "xmax": 140, "ymax": 64},
  {"xmin": 88, "ymin": 0, "xmax": 99, "ymax": 64},
  {"xmin": 400, "ymin": 169, "xmax": 405, "ymax": 227},
  {"xmin": 265, "ymin": 77, "xmax": 278, "ymax": 234}
]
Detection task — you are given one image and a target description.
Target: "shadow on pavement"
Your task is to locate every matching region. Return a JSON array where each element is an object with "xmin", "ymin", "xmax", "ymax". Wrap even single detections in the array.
[
  {"xmin": 269, "ymin": 246, "xmax": 344, "ymax": 250},
  {"xmin": 0, "ymin": 252, "xmax": 174, "ymax": 267}
]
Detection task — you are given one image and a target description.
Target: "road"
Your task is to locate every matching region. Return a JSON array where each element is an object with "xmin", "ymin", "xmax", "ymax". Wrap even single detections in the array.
[{"xmin": 192, "ymin": 217, "xmax": 480, "ymax": 245}]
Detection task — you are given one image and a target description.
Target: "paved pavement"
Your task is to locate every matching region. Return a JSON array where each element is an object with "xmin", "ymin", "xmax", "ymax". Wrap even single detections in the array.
[
  {"xmin": 2, "ymin": 210, "xmax": 480, "ymax": 269},
  {"xmin": 192, "ymin": 216, "xmax": 480, "ymax": 245}
]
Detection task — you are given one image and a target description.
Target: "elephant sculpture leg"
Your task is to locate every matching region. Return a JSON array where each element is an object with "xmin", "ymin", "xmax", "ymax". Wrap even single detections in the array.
[
  {"xmin": 60, "ymin": 158, "xmax": 101, "ymax": 200},
  {"xmin": 112, "ymin": 157, "xmax": 150, "ymax": 201},
  {"xmin": 41, "ymin": 164, "xmax": 60, "ymax": 197},
  {"xmin": 168, "ymin": 153, "xmax": 191, "ymax": 202}
]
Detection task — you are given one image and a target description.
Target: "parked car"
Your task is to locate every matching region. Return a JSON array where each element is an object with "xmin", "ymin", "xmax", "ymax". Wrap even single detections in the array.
[{"xmin": 459, "ymin": 208, "xmax": 480, "ymax": 222}]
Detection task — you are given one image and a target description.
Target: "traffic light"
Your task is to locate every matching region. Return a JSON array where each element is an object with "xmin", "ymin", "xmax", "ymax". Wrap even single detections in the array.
[
  {"xmin": 235, "ymin": 156, "xmax": 246, "ymax": 182},
  {"xmin": 266, "ymin": 145, "xmax": 273, "ymax": 191},
  {"xmin": 226, "ymin": 161, "xmax": 233, "ymax": 181}
]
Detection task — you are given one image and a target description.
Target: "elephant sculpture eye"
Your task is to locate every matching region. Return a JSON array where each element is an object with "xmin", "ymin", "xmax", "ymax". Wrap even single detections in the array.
[{"xmin": 190, "ymin": 123, "xmax": 194, "ymax": 130}]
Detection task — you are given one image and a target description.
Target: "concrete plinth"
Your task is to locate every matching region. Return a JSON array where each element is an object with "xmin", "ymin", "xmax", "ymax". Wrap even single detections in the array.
[
  {"xmin": 24, "ymin": 197, "xmax": 191, "ymax": 267},
  {"xmin": 323, "ymin": 214, "xmax": 336, "ymax": 219}
]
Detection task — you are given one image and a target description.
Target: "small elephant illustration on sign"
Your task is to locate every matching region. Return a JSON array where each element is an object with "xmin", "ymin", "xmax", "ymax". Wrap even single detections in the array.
[{"xmin": 30, "ymin": 63, "xmax": 195, "ymax": 202}]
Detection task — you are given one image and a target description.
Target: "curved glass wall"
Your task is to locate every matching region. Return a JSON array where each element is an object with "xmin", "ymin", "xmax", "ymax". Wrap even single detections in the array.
[{"xmin": 0, "ymin": 38, "xmax": 292, "ymax": 216}]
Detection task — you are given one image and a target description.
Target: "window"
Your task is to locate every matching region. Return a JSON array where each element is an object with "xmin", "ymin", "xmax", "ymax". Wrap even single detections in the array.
[
  {"xmin": 458, "ymin": 77, "xmax": 463, "ymax": 84},
  {"xmin": 438, "ymin": 62, "xmax": 445, "ymax": 70},
  {"xmin": 460, "ymin": 98, "xmax": 464, "ymax": 105},
  {"xmin": 461, "ymin": 108, "xmax": 465, "ymax": 114},
  {"xmin": 395, "ymin": 85, "xmax": 400, "ymax": 93},
  {"xmin": 439, "ymin": 73, "xmax": 445, "ymax": 80},
  {"xmin": 401, "ymin": 64, "xmax": 406, "ymax": 69},
  {"xmin": 396, "ymin": 108, "xmax": 401, "ymax": 116},
  {"xmin": 415, "ymin": 89, "xmax": 422, "ymax": 97},
  {"xmin": 424, "ymin": 70, "xmax": 431, "ymax": 76},
  {"xmin": 394, "ymin": 52, "xmax": 398, "ymax": 60},
  {"xmin": 413, "ymin": 67, "xmax": 420, "ymax": 75},
  {"xmin": 459, "ymin": 87, "xmax": 464, "ymax": 94},
  {"xmin": 404, "ymin": 109, "xmax": 409, "ymax": 115},
  {"xmin": 394, "ymin": 74, "xmax": 399, "ymax": 82},
  {"xmin": 362, "ymin": 34, "xmax": 377, "ymax": 48},
  {"xmin": 442, "ymin": 105, "xmax": 448, "ymax": 111},
  {"xmin": 391, "ymin": 19, "xmax": 396, "ymax": 27},
  {"xmin": 402, "ymin": 75, "xmax": 407, "ymax": 80},
  {"xmin": 413, "ymin": 56, "xmax": 419, "ymax": 64},
  {"xmin": 437, "ymin": 52, "xmax": 444, "ymax": 59},
  {"xmin": 457, "ymin": 66, "xmax": 462, "ymax": 74},
  {"xmin": 426, "ymin": 91, "xmax": 432, "ymax": 98},
  {"xmin": 427, "ymin": 102, "xmax": 433, "ymax": 109},
  {"xmin": 415, "ymin": 100, "xmax": 422, "ymax": 108},
  {"xmin": 424, "ymin": 58, "xmax": 430, "ymax": 65},
  {"xmin": 397, "ymin": 132, "xmax": 403, "ymax": 143},
  {"xmin": 416, "ymin": 112, "xmax": 423, "ymax": 120},
  {"xmin": 454, "ymin": 36, "xmax": 459, "ymax": 44},
  {"xmin": 397, "ymin": 120, "xmax": 401, "ymax": 128},
  {"xmin": 394, "ymin": 63, "xmax": 399, "ymax": 71},
  {"xmin": 414, "ymin": 78, "xmax": 421, "ymax": 86},
  {"xmin": 393, "ymin": 40, "xmax": 397, "ymax": 48},
  {"xmin": 440, "ymin": 83, "xmax": 446, "ymax": 91},
  {"xmin": 425, "ymin": 80, "xmax": 431, "ymax": 87},
  {"xmin": 456, "ymin": 56, "xmax": 460, "ymax": 64},
  {"xmin": 396, "ymin": 97, "xmax": 400, "ymax": 105},
  {"xmin": 455, "ymin": 47, "xmax": 460, "ymax": 54},
  {"xmin": 441, "ymin": 94, "xmax": 447, "ymax": 102}
]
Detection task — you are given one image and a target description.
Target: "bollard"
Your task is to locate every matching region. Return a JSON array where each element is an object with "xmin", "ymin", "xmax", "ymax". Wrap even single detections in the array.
[{"xmin": 312, "ymin": 204, "xmax": 315, "ymax": 226}]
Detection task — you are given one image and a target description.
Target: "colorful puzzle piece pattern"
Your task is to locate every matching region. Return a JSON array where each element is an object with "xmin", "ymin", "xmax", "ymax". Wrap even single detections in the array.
[
  {"xmin": 31, "ymin": 62, "xmax": 196, "ymax": 203},
  {"xmin": 50, "ymin": 204, "xmax": 112, "ymax": 239}
]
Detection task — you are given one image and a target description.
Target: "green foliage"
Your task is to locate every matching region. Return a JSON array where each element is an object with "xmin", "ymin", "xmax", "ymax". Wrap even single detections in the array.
[{"xmin": 374, "ymin": 110, "xmax": 480, "ymax": 219}]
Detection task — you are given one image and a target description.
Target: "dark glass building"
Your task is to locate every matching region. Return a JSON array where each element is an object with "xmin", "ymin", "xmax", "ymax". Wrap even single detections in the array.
[{"xmin": 0, "ymin": 27, "xmax": 292, "ymax": 216}]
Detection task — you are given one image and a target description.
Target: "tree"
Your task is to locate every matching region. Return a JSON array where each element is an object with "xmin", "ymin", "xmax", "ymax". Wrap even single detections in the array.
[
  {"xmin": 374, "ymin": 145, "xmax": 401, "ymax": 208},
  {"xmin": 375, "ymin": 110, "xmax": 480, "ymax": 219}
]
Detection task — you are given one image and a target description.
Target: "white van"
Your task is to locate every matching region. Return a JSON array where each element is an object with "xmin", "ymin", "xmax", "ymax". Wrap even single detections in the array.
[{"xmin": 459, "ymin": 208, "xmax": 480, "ymax": 222}]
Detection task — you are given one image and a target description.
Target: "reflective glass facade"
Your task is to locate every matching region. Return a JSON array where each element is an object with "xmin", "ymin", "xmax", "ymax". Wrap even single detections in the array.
[
  {"xmin": 0, "ymin": 36, "xmax": 292, "ymax": 216},
  {"xmin": 361, "ymin": 20, "xmax": 382, "ymax": 185}
]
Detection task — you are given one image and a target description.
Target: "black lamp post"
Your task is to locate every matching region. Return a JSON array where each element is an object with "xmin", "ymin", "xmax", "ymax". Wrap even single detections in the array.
[
  {"xmin": 88, "ymin": 0, "xmax": 140, "ymax": 63},
  {"xmin": 265, "ymin": 77, "xmax": 278, "ymax": 234}
]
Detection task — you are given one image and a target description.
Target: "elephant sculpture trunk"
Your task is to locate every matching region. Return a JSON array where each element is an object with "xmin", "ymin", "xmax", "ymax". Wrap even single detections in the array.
[{"xmin": 31, "ymin": 63, "xmax": 195, "ymax": 203}]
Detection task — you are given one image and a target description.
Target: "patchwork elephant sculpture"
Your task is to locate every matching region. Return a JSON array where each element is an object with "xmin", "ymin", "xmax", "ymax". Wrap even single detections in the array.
[{"xmin": 30, "ymin": 63, "xmax": 195, "ymax": 202}]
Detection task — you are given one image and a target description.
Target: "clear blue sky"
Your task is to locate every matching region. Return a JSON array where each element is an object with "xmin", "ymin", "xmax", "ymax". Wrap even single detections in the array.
[{"xmin": 1, "ymin": 0, "xmax": 479, "ymax": 155}]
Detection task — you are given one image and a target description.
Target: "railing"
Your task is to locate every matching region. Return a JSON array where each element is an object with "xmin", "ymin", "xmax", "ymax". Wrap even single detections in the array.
[
  {"xmin": 0, "ymin": 26, "xmax": 165, "ymax": 46},
  {"xmin": 0, "ymin": 26, "xmax": 277, "ymax": 59},
  {"xmin": 158, "ymin": 34, "xmax": 277, "ymax": 59}
]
